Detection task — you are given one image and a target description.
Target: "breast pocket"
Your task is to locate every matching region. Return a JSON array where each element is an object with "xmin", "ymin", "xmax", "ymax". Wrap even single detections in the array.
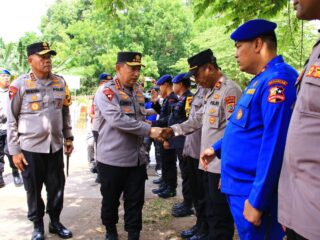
[
  {"xmin": 300, "ymin": 77, "xmax": 320, "ymax": 117},
  {"xmin": 229, "ymin": 94, "xmax": 253, "ymax": 128},
  {"xmin": 207, "ymin": 110, "xmax": 220, "ymax": 129}
]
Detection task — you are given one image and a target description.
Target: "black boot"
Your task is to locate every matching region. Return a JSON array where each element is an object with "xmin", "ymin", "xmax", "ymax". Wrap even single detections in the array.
[
  {"xmin": 12, "ymin": 170, "xmax": 23, "ymax": 187},
  {"xmin": 152, "ymin": 182, "xmax": 167, "ymax": 194},
  {"xmin": 49, "ymin": 221, "xmax": 72, "ymax": 239},
  {"xmin": 128, "ymin": 231, "xmax": 140, "ymax": 240},
  {"xmin": 105, "ymin": 232, "xmax": 118, "ymax": 240},
  {"xmin": 31, "ymin": 220, "xmax": 44, "ymax": 240}
]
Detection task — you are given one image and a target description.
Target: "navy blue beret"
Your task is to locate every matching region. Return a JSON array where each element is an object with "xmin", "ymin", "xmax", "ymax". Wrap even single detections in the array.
[
  {"xmin": 230, "ymin": 19, "xmax": 277, "ymax": 41},
  {"xmin": 156, "ymin": 74, "xmax": 173, "ymax": 85},
  {"xmin": 0, "ymin": 69, "xmax": 11, "ymax": 75},
  {"xmin": 98, "ymin": 73, "xmax": 113, "ymax": 81},
  {"xmin": 172, "ymin": 73, "xmax": 188, "ymax": 83}
]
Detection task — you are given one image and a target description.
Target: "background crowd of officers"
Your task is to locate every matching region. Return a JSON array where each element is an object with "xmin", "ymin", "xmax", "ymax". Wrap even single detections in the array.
[{"xmin": 0, "ymin": 1, "xmax": 319, "ymax": 240}]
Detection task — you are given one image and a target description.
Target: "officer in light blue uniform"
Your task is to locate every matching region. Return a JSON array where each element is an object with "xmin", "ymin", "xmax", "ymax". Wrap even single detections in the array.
[{"xmin": 204, "ymin": 19, "xmax": 298, "ymax": 239}]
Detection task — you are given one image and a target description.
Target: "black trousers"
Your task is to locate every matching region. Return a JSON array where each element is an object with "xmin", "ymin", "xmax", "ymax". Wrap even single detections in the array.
[
  {"xmin": 186, "ymin": 157, "xmax": 207, "ymax": 226},
  {"xmin": 203, "ymin": 172, "xmax": 234, "ymax": 240},
  {"xmin": 98, "ymin": 163, "xmax": 147, "ymax": 233},
  {"xmin": 286, "ymin": 228, "xmax": 308, "ymax": 240},
  {"xmin": 161, "ymin": 148, "xmax": 177, "ymax": 189},
  {"xmin": 143, "ymin": 137, "xmax": 162, "ymax": 170},
  {"xmin": 21, "ymin": 148, "xmax": 65, "ymax": 223},
  {"xmin": 176, "ymin": 149, "xmax": 192, "ymax": 207},
  {"xmin": 0, "ymin": 132, "xmax": 18, "ymax": 173}
]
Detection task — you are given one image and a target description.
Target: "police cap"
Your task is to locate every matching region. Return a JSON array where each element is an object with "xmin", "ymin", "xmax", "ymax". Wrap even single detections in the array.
[
  {"xmin": 0, "ymin": 68, "xmax": 11, "ymax": 75},
  {"xmin": 27, "ymin": 42, "xmax": 57, "ymax": 57},
  {"xmin": 156, "ymin": 74, "xmax": 173, "ymax": 85},
  {"xmin": 230, "ymin": 19, "xmax": 277, "ymax": 42},
  {"xmin": 185, "ymin": 49, "xmax": 217, "ymax": 79},
  {"xmin": 98, "ymin": 73, "xmax": 113, "ymax": 82},
  {"xmin": 117, "ymin": 51, "xmax": 145, "ymax": 67}
]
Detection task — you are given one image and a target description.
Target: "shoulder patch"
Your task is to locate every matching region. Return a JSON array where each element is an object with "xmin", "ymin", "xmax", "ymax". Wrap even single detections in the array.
[
  {"xmin": 9, "ymin": 86, "xmax": 18, "ymax": 100},
  {"xmin": 268, "ymin": 86, "xmax": 285, "ymax": 103},
  {"xmin": 225, "ymin": 96, "xmax": 236, "ymax": 113},
  {"xmin": 268, "ymin": 79, "xmax": 288, "ymax": 86},
  {"xmin": 103, "ymin": 88, "xmax": 115, "ymax": 101},
  {"xmin": 306, "ymin": 65, "xmax": 320, "ymax": 78}
]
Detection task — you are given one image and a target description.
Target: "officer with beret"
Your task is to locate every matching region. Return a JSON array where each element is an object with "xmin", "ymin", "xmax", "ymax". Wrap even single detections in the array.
[
  {"xmin": 150, "ymin": 74, "xmax": 178, "ymax": 194},
  {"xmin": 158, "ymin": 49, "xmax": 242, "ymax": 239},
  {"xmin": 201, "ymin": 19, "xmax": 298, "ymax": 239},
  {"xmin": 95, "ymin": 51, "xmax": 162, "ymax": 240},
  {"xmin": 7, "ymin": 42, "xmax": 74, "ymax": 240},
  {"xmin": 0, "ymin": 68, "xmax": 23, "ymax": 188},
  {"xmin": 278, "ymin": 1, "xmax": 320, "ymax": 240}
]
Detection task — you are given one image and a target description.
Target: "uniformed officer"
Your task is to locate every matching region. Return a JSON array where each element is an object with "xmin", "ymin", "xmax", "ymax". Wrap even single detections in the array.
[
  {"xmin": 95, "ymin": 51, "xmax": 161, "ymax": 240},
  {"xmin": 157, "ymin": 73, "xmax": 193, "ymax": 205},
  {"xmin": 0, "ymin": 68, "xmax": 23, "ymax": 187},
  {"xmin": 278, "ymin": 1, "xmax": 320, "ymax": 240},
  {"xmin": 159, "ymin": 49, "xmax": 242, "ymax": 239},
  {"xmin": 200, "ymin": 20, "xmax": 298, "ymax": 240},
  {"xmin": 7, "ymin": 42, "xmax": 74, "ymax": 240},
  {"xmin": 151, "ymin": 74, "xmax": 178, "ymax": 195},
  {"xmin": 89, "ymin": 73, "xmax": 113, "ymax": 183}
]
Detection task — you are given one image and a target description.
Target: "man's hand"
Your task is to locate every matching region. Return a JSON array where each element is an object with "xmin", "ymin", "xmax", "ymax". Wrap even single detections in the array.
[
  {"xmin": 64, "ymin": 140, "xmax": 74, "ymax": 155},
  {"xmin": 149, "ymin": 127, "xmax": 164, "ymax": 141},
  {"xmin": 243, "ymin": 199, "xmax": 262, "ymax": 226},
  {"xmin": 163, "ymin": 141, "xmax": 170, "ymax": 149},
  {"xmin": 200, "ymin": 147, "xmax": 216, "ymax": 171},
  {"xmin": 160, "ymin": 127, "xmax": 174, "ymax": 140},
  {"xmin": 13, "ymin": 153, "xmax": 28, "ymax": 171}
]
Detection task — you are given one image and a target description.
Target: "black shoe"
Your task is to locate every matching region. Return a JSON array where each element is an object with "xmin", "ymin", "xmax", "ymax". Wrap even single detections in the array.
[
  {"xmin": 152, "ymin": 177, "xmax": 162, "ymax": 184},
  {"xmin": 158, "ymin": 188, "xmax": 176, "ymax": 199},
  {"xmin": 128, "ymin": 231, "xmax": 140, "ymax": 240},
  {"xmin": 0, "ymin": 175, "xmax": 4, "ymax": 188},
  {"xmin": 31, "ymin": 229, "xmax": 44, "ymax": 240},
  {"xmin": 49, "ymin": 221, "xmax": 72, "ymax": 239},
  {"xmin": 105, "ymin": 232, "xmax": 118, "ymax": 240},
  {"xmin": 172, "ymin": 201, "xmax": 187, "ymax": 211},
  {"xmin": 172, "ymin": 206, "xmax": 194, "ymax": 217},
  {"xmin": 13, "ymin": 174, "xmax": 23, "ymax": 187},
  {"xmin": 188, "ymin": 232, "xmax": 208, "ymax": 240},
  {"xmin": 152, "ymin": 186, "xmax": 167, "ymax": 194},
  {"xmin": 181, "ymin": 225, "xmax": 198, "ymax": 239}
]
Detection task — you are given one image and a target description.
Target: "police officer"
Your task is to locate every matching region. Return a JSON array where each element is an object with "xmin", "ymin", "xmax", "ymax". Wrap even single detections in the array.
[
  {"xmin": 278, "ymin": 1, "xmax": 320, "ymax": 239},
  {"xmin": 151, "ymin": 75, "xmax": 178, "ymax": 195},
  {"xmin": 7, "ymin": 42, "xmax": 74, "ymax": 240},
  {"xmin": 89, "ymin": 73, "xmax": 113, "ymax": 183},
  {"xmin": 201, "ymin": 20, "xmax": 298, "ymax": 239},
  {"xmin": 95, "ymin": 51, "xmax": 161, "ymax": 240},
  {"xmin": 157, "ymin": 73, "xmax": 193, "ymax": 205},
  {"xmin": 0, "ymin": 68, "xmax": 23, "ymax": 187},
  {"xmin": 160, "ymin": 49, "xmax": 242, "ymax": 239}
]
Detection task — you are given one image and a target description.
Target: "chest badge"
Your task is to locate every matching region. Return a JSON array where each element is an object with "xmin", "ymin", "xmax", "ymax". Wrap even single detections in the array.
[
  {"xmin": 236, "ymin": 108, "xmax": 243, "ymax": 120},
  {"xmin": 30, "ymin": 102, "xmax": 40, "ymax": 111},
  {"xmin": 209, "ymin": 116, "xmax": 216, "ymax": 124}
]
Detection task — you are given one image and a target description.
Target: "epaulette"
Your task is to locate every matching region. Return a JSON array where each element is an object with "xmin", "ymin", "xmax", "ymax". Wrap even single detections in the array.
[{"xmin": 114, "ymin": 78, "xmax": 123, "ymax": 90}]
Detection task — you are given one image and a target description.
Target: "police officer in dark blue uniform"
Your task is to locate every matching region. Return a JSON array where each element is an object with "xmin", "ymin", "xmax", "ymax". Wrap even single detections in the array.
[
  {"xmin": 158, "ymin": 73, "xmax": 193, "ymax": 217},
  {"xmin": 151, "ymin": 75, "xmax": 178, "ymax": 195},
  {"xmin": 201, "ymin": 19, "xmax": 298, "ymax": 240}
]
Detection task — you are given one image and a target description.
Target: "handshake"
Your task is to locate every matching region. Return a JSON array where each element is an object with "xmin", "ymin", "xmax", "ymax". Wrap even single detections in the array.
[{"xmin": 149, "ymin": 127, "xmax": 174, "ymax": 142}]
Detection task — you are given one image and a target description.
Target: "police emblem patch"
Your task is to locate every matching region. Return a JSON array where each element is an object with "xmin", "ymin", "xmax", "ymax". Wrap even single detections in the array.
[
  {"xmin": 9, "ymin": 86, "xmax": 18, "ymax": 100},
  {"xmin": 103, "ymin": 88, "xmax": 114, "ymax": 101},
  {"xmin": 268, "ymin": 86, "xmax": 285, "ymax": 103},
  {"xmin": 236, "ymin": 108, "xmax": 243, "ymax": 120},
  {"xmin": 225, "ymin": 96, "xmax": 236, "ymax": 113}
]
